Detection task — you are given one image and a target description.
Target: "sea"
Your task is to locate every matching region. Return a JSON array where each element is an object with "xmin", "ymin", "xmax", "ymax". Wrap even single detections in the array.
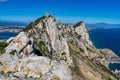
[
  {"xmin": 89, "ymin": 28, "xmax": 120, "ymax": 71},
  {"xmin": 0, "ymin": 32, "xmax": 17, "ymax": 41}
]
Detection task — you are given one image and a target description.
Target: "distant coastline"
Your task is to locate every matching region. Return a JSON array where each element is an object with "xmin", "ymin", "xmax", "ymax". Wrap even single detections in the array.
[
  {"xmin": 0, "ymin": 26, "xmax": 24, "ymax": 33},
  {"xmin": 0, "ymin": 39, "xmax": 6, "ymax": 42},
  {"xmin": 0, "ymin": 32, "xmax": 17, "ymax": 41}
]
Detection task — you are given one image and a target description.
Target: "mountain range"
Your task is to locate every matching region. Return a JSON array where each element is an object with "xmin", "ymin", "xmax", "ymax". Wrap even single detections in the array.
[{"xmin": 86, "ymin": 23, "xmax": 120, "ymax": 29}]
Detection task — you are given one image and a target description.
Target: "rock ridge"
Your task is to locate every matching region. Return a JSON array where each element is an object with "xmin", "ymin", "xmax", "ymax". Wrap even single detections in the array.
[{"xmin": 0, "ymin": 13, "xmax": 119, "ymax": 80}]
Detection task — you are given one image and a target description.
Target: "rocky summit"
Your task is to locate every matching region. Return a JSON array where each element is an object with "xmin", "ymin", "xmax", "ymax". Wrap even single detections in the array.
[{"xmin": 0, "ymin": 13, "xmax": 119, "ymax": 80}]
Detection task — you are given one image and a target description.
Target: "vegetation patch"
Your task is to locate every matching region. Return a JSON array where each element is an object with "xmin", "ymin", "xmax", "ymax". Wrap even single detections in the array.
[
  {"xmin": 33, "ymin": 16, "xmax": 45, "ymax": 26},
  {"xmin": 38, "ymin": 41, "xmax": 49, "ymax": 56},
  {"xmin": 69, "ymin": 47, "xmax": 81, "ymax": 75},
  {"xmin": 79, "ymin": 47, "xmax": 84, "ymax": 52},
  {"xmin": 0, "ymin": 42, "xmax": 8, "ymax": 54},
  {"xmin": 77, "ymin": 35, "xmax": 82, "ymax": 40},
  {"xmin": 13, "ymin": 64, "xmax": 18, "ymax": 72},
  {"xmin": 34, "ymin": 40, "xmax": 50, "ymax": 57},
  {"xmin": 1, "ymin": 65, "xmax": 8, "ymax": 72},
  {"xmin": 22, "ymin": 22, "xmax": 33, "ymax": 32},
  {"xmin": 51, "ymin": 75, "xmax": 60, "ymax": 80},
  {"xmin": 22, "ymin": 15, "xmax": 47, "ymax": 32},
  {"xmin": 25, "ymin": 67, "xmax": 31, "ymax": 73},
  {"xmin": 10, "ymin": 50, "xmax": 17, "ymax": 55}
]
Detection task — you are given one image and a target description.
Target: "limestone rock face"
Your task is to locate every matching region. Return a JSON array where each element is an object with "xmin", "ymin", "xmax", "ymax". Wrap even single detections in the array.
[
  {"xmin": 0, "ymin": 13, "xmax": 119, "ymax": 80},
  {"xmin": 5, "ymin": 32, "xmax": 33, "ymax": 58},
  {"xmin": 75, "ymin": 21, "xmax": 92, "ymax": 45},
  {"xmin": 6, "ymin": 37, "xmax": 14, "ymax": 44},
  {"xmin": 99, "ymin": 49, "xmax": 118, "ymax": 57},
  {"xmin": 0, "ymin": 56, "xmax": 72, "ymax": 80}
]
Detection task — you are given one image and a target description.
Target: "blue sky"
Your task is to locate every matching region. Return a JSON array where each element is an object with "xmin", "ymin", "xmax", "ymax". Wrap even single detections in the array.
[{"xmin": 0, "ymin": 0, "xmax": 120, "ymax": 24}]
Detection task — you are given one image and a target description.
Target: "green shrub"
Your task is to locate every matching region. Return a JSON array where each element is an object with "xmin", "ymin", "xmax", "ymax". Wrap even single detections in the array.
[
  {"xmin": 22, "ymin": 16, "xmax": 46, "ymax": 32},
  {"xmin": 33, "ymin": 16, "xmax": 45, "ymax": 26},
  {"xmin": 77, "ymin": 35, "xmax": 82, "ymax": 40},
  {"xmin": 22, "ymin": 22, "xmax": 33, "ymax": 32},
  {"xmin": 22, "ymin": 14, "xmax": 54, "ymax": 32},
  {"xmin": 0, "ymin": 42, "xmax": 8, "ymax": 54},
  {"xmin": 10, "ymin": 50, "xmax": 17, "ymax": 55}
]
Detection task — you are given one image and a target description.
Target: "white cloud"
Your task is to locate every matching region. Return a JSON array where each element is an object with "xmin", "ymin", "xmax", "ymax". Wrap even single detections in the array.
[{"xmin": 0, "ymin": 0, "xmax": 7, "ymax": 2}]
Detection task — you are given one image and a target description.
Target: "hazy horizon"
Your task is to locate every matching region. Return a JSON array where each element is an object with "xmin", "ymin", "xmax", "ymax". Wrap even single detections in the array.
[{"xmin": 1, "ymin": 19, "xmax": 120, "ymax": 25}]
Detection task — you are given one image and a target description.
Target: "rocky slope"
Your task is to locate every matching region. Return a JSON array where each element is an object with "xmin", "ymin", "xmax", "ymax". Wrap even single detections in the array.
[{"xmin": 0, "ymin": 13, "xmax": 119, "ymax": 80}]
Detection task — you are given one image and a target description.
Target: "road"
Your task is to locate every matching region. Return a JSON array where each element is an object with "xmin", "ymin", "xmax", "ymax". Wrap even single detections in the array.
[{"xmin": 104, "ymin": 57, "xmax": 120, "ymax": 68}]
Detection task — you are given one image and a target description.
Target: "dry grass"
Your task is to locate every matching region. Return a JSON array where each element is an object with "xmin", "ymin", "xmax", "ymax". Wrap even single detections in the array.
[
  {"xmin": 13, "ymin": 64, "xmax": 18, "ymax": 72},
  {"xmin": 1, "ymin": 65, "xmax": 8, "ymax": 72},
  {"xmin": 51, "ymin": 75, "xmax": 59, "ymax": 80}
]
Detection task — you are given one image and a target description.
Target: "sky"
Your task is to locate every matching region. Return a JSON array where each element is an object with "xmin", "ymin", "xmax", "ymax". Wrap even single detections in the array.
[{"xmin": 0, "ymin": 0, "xmax": 120, "ymax": 24}]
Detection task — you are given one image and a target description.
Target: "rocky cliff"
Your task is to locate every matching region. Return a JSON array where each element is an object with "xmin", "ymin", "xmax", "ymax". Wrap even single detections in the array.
[{"xmin": 0, "ymin": 13, "xmax": 119, "ymax": 80}]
